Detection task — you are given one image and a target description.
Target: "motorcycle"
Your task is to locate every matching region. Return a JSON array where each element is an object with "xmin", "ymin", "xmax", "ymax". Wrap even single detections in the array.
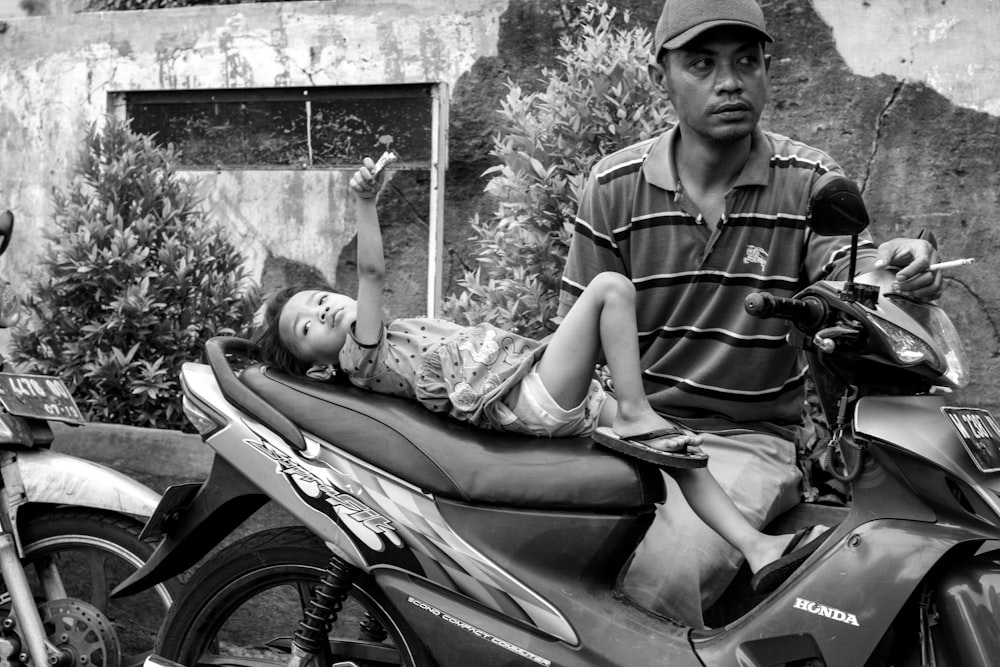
[
  {"xmin": 116, "ymin": 179, "xmax": 999, "ymax": 666},
  {"xmin": 0, "ymin": 210, "xmax": 175, "ymax": 667}
]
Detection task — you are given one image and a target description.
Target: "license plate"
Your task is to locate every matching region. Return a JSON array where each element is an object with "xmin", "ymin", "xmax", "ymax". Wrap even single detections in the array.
[
  {"xmin": 942, "ymin": 407, "xmax": 1000, "ymax": 473},
  {"xmin": 0, "ymin": 373, "xmax": 85, "ymax": 424}
]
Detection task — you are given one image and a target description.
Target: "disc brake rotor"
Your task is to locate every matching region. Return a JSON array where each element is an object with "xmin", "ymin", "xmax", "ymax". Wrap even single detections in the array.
[{"xmin": 38, "ymin": 599, "xmax": 120, "ymax": 667}]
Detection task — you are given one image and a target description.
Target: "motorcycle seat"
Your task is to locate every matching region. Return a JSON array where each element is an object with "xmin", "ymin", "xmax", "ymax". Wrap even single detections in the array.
[{"xmin": 239, "ymin": 364, "xmax": 666, "ymax": 511}]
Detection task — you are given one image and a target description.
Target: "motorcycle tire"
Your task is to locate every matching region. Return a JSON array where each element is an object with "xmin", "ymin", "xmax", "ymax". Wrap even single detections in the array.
[
  {"xmin": 155, "ymin": 526, "xmax": 428, "ymax": 667},
  {"xmin": 14, "ymin": 505, "xmax": 178, "ymax": 665}
]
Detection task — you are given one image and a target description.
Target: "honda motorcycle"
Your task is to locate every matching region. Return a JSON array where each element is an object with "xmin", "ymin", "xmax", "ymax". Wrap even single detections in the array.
[
  {"xmin": 117, "ymin": 179, "xmax": 1000, "ymax": 666},
  {"xmin": 0, "ymin": 211, "xmax": 175, "ymax": 666}
]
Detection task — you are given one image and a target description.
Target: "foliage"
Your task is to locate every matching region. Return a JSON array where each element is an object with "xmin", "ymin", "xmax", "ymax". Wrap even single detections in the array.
[
  {"xmin": 442, "ymin": 0, "xmax": 676, "ymax": 339},
  {"xmin": 11, "ymin": 116, "xmax": 259, "ymax": 429}
]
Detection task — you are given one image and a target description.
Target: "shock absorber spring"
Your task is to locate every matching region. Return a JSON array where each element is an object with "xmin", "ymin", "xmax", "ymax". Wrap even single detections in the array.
[{"xmin": 292, "ymin": 555, "xmax": 360, "ymax": 654}]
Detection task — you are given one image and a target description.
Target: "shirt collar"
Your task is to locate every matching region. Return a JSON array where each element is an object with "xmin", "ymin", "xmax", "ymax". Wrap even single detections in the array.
[{"xmin": 642, "ymin": 125, "xmax": 772, "ymax": 192}]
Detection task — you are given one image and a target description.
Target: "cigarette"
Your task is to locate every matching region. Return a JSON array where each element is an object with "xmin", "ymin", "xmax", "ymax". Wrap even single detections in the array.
[
  {"xmin": 372, "ymin": 151, "xmax": 398, "ymax": 176},
  {"xmin": 928, "ymin": 258, "xmax": 975, "ymax": 272}
]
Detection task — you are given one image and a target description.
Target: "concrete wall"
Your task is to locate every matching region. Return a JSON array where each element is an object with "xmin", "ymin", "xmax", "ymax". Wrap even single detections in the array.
[{"xmin": 2, "ymin": 0, "xmax": 1000, "ymax": 409}]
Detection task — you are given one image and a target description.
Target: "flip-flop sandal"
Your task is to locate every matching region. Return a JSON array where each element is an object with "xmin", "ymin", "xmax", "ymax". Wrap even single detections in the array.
[
  {"xmin": 750, "ymin": 525, "xmax": 834, "ymax": 595},
  {"xmin": 592, "ymin": 426, "xmax": 709, "ymax": 469}
]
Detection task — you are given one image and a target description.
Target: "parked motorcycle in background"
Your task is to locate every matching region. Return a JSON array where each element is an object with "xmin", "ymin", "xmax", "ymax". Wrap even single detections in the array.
[
  {"xmin": 0, "ymin": 210, "xmax": 174, "ymax": 667},
  {"xmin": 117, "ymin": 179, "xmax": 1000, "ymax": 666}
]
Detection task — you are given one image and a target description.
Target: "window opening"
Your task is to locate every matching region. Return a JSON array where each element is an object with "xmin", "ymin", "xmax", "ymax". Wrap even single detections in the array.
[
  {"xmin": 113, "ymin": 85, "xmax": 435, "ymax": 170},
  {"xmin": 109, "ymin": 83, "xmax": 448, "ymax": 316}
]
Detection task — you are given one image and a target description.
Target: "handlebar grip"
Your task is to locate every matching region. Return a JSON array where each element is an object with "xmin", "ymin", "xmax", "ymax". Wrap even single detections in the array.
[{"xmin": 744, "ymin": 292, "xmax": 826, "ymax": 329}]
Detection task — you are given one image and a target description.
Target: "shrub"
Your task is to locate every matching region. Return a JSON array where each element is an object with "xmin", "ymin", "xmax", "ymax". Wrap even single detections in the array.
[
  {"xmin": 442, "ymin": 0, "xmax": 676, "ymax": 339},
  {"xmin": 11, "ymin": 116, "xmax": 259, "ymax": 429}
]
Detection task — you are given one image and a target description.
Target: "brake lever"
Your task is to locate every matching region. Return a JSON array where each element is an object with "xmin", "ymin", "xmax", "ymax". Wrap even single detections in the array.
[{"xmin": 813, "ymin": 324, "xmax": 861, "ymax": 353}]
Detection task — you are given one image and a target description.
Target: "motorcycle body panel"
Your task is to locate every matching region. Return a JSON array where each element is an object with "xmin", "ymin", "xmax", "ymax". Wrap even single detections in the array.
[
  {"xmin": 420, "ymin": 499, "xmax": 699, "ymax": 665},
  {"xmin": 856, "ymin": 395, "xmax": 1000, "ymax": 520},
  {"xmin": 112, "ymin": 456, "xmax": 267, "ymax": 597},
  {"xmin": 694, "ymin": 520, "xmax": 970, "ymax": 667},
  {"xmin": 693, "ymin": 418, "xmax": 986, "ymax": 666},
  {"xmin": 377, "ymin": 566, "xmax": 702, "ymax": 667}
]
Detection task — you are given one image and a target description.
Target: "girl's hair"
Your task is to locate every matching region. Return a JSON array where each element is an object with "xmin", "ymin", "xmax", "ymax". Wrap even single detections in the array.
[{"xmin": 252, "ymin": 286, "xmax": 311, "ymax": 375}]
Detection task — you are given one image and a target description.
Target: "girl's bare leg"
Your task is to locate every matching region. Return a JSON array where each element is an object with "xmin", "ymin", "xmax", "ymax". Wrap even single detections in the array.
[
  {"xmin": 540, "ymin": 274, "xmax": 815, "ymax": 574},
  {"xmin": 534, "ymin": 272, "xmax": 698, "ymax": 451},
  {"xmin": 671, "ymin": 469, "xmax": 813, "ymax": 573}
]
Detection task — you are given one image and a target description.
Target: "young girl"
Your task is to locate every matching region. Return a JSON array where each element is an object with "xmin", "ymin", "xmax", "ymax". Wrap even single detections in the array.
[{"xmin": 254, "ymin": 155, "xmax": 829, "ymax": 596}]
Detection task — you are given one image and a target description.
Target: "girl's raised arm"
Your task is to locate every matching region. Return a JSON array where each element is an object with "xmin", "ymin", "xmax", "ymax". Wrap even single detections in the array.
[{"xmin": 349, "ymin": 153, "xmax": 394, "ymax": 345}]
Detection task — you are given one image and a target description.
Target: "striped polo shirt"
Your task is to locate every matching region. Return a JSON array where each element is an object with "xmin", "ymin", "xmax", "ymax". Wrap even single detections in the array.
[{"xmin": 559, "ymin": 124, "xmax": 876, "ymax": 426}]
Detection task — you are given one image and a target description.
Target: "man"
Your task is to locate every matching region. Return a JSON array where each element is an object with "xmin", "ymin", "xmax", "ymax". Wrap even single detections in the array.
[{"xmin": 558, "ymin": 0, "xmax": 939, "ymax": 628}]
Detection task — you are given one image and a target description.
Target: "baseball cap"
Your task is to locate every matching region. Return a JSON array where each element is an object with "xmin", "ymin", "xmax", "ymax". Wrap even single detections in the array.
[{"xmin": 653, "ymin": 0, "xmax": 773, "ymax": 54}]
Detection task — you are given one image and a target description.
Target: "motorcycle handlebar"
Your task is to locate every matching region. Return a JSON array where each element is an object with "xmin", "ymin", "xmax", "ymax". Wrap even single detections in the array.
[{"xmin": 744, "ymin": 292, "xmax": 827, "ymax": 330}]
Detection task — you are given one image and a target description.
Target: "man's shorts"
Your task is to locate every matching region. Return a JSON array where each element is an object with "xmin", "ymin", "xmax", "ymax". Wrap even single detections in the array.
[{"xmin": 498, "ymin": 368, "xmax": 607, "ymax": 438}]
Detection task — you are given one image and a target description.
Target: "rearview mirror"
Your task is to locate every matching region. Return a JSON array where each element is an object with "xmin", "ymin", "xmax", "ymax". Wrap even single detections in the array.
[{"xmin": 807, "ymin": 174, "xmax": 869, "ymax": 237}]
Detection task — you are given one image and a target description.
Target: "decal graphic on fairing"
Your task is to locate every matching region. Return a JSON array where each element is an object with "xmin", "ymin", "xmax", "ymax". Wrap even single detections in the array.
[
  {"xmin": 238, "ymin": 421, "xmax": 577, "ymax": 643},
  {"xmin": 408, "ymin": 596, "xmax": 552, "ymax": 666},
  {"xmin": 242, "ymin": 423, "xmax": 402, "ymax": 550}
]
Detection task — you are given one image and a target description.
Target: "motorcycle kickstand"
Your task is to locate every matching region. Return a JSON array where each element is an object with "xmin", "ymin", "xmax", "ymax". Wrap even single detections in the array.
[{"xmin": 286, "ymin": 555, "xmax": 361, "ymax": 667}]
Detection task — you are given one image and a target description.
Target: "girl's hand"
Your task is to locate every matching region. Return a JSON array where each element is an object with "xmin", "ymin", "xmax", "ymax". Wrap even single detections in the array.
[
  {"xmin": 349, "ymin": 152, "xmax": 396, "ymax": 201},
  {"xmin": 349, "ymin": 157, "xmax": 384, "ymax": 200}
]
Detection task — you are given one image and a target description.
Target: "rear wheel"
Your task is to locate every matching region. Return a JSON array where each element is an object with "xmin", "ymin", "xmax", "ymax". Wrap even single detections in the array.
[
  {"xmin": 14, "ymin": 506, "xmax": 177, "ymax": 665},
  {"xmin": 155, "ymin": 526, "xmax": 426, "ymax": 667}
]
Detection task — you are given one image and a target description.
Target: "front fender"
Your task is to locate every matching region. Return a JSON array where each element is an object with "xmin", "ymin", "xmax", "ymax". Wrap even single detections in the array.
[{"xmin": 5, "ymin": 448, "xmax": 161, "ymax": 518}]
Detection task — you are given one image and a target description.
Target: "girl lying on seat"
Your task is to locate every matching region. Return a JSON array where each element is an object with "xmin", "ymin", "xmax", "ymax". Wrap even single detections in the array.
[{"xmin": 253, "ymin": 155, "xmax": 829, "ymax": 596}]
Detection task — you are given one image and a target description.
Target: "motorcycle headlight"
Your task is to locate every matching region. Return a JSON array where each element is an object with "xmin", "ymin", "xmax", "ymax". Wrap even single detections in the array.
[
  {"xmin": 867, "ymin": 313, "xmax": 936, "ymax": 366},
  {"xmin": 875, "ymin": 296, "xmax": 970, "ymax": 388}
]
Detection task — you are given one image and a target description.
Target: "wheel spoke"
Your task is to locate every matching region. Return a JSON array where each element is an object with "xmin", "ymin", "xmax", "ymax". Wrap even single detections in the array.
[
  {"xmin": 32, "ymin": 555, "xmax": 68, "ymax": 600},
  {"xmin": 84, "ymin": 548, "xmax": 113, "ymax": 612}
]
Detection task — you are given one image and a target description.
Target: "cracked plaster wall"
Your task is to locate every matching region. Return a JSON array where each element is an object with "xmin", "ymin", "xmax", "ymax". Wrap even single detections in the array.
[{"xmin": 813, "ymin": 0, "xmax": 1000, "ymax": 116}]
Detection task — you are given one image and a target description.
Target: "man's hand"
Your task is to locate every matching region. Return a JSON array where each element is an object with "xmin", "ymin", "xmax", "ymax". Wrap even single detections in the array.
[{"xmin": 874, "ymin": 237, "xmax": 941, "ymax": 300}]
